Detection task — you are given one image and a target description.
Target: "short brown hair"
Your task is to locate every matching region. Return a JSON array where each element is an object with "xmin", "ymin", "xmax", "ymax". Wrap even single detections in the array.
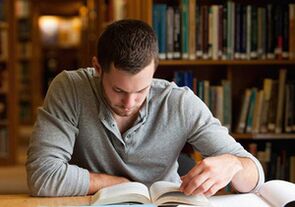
[{"xmin": 97, "ymin": 19, "xmax": 159, "ymax": 74}]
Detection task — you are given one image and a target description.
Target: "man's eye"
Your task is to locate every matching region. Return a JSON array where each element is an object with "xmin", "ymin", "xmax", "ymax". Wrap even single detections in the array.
[{"xmin": 114, "ymin": 89, "xmax": 123, "ymax": 93}]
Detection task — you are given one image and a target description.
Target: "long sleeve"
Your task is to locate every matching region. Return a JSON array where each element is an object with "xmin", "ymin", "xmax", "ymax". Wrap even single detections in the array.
[
  {"xmin": 180, "ymin": 89, "xmax": 265, "ymax": 192},
  {"xmin": 26, "ymin": 71, "xmax": 89, "ymax": 196}
]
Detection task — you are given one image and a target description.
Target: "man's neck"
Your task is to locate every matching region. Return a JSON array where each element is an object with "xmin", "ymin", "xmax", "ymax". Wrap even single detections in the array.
[{"xmin": 113, "ymin": 112, "xmax": 139, "ymax": 135}]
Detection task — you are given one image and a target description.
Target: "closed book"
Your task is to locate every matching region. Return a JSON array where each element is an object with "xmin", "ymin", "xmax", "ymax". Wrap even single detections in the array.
[
  {"xmin": 173, "ymin": 7, "xmax": 181, "ymax": 59},
  {"xmin": 284, "ymin": 83, "xmax": 294, "ymax": 132},
  {"xmin": 181, "ymin": 0, "xmax": 189, "ymax": 59},
  {"xmin": 166, "ymin": 6, "xmax": 174, "ymax": 59},
  {"xmin": 236, "ymin": 89, "xmax": 251, "ymax": 133},
  {"xmin": 275, "ymin": 69, "xmax": 287, "ymax": 133},
  {"xmin": 246, "ymin": 88, "xmax": 257, "ymax": 133},
  {"xmin": 260, "ymin": 79, "xmax": 273, "ymax": 133},
  {"xmin": 252, "ymin": 90, "xmax": 264, "ymax": 134},
  {"xmin": 267, "ymin": 80, "xmax": 278, "ymax": 132},
  {"xmin": 222, "ymin": 80, "xmax": 232, "ymax": 130},
  {"xmin": 188, "ymin": 0, "xmax": 196, "ymax": 60}
]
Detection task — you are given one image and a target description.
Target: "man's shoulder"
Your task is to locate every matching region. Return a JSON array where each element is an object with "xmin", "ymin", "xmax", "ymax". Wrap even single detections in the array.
[
  {"xmin": 151, "ymin": 78, "xmax": 192, "ymax": 96},
  {"xmin": 59, "ymin": 68, "xmax": 96, "ymax": 81}
]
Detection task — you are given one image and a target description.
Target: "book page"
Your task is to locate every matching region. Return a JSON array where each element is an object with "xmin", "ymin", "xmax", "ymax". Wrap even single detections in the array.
[
  {"xmin": 259, "ymin": 180, "xmax": 295, "ymax": 207},
  {"xmin": 209, "ymin": 194, "xmax": 270, "ymax": 207},
  {"xmin": 149, "ymin": 181, "xmax": 209, "ymax": 206},
  {"xmin": 91, "ymin": 182, "xmax": 151, "ymax": 205},
  {"xmin": 150, "ymin": 181, "xmax": 181, "ymax": 201}
]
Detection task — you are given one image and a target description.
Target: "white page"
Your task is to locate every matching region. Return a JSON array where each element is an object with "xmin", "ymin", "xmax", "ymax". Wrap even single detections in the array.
[
  {"xmin": 149, "ymin": 181, "xmax": 180, "ymax": 201},
  {"xmin": 91, "ymin": 182, "xmax": 150, "ymax": 205},
  {"xmin": 259, "ymin": 180, "xmax": 295, "ymax": 207},
  {"xmin": 209, "ymin": 194, "xmax": 270, "ymax": 207}
]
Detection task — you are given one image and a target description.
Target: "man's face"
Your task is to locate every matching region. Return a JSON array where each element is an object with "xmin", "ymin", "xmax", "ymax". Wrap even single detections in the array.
[{"xmin": 100, "ymin": 60, "xmax": 155, "ymax": 117}]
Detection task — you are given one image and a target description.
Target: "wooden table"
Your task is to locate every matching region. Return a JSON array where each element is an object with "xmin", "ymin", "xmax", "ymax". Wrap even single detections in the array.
[{"xmin": 0, "ymin": 194, "xmax": 91, "ymax": 207}]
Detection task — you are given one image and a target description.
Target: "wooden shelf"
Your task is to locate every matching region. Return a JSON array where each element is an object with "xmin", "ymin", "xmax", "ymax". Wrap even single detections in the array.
[
  {"xmin": 159, "ymin": 60, "xmax": 295, "ymax": 66},
  {"xmin": 0, "ymin": 22, "xmax": 8, "ymax": 29},
  {"xmin": 232, "ymin": 133, "xmax": 295, "ymax": 140},
  {"xmin": 0, "ymin": 120, "xmax": 8, "ymax": 126}
]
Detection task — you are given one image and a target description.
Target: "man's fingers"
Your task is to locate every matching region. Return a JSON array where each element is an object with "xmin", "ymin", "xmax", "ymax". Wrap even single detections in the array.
[
  {"xmin": 203, "ymin": 183, "xmax": 221, "ymax": 197},
  {"xmin": 191, "ymin": 178, "xmax": 215, "ymax": 195},
  {"xmin": 180, "ymin": 161, "xmax": 205, "ymax": 191},
  {"xmin": 181, "ymin": 171, "xmax": 210, "ymax": 195}
]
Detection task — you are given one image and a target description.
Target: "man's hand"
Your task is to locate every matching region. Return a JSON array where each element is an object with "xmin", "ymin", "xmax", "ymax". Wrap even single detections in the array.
[
  {"xmin": 88, "ymin": 172, "xmax": 129, "ymax": 195},
  {"xmin": 180, "ymin": 154, "xmax": 243, "ymax": 197}
]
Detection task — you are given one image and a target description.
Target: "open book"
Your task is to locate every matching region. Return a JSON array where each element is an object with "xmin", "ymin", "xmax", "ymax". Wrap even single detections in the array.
[
  {"xmin": 90, "ymin": 181, "xmax": 210, "ymax": 206},
  {"xmin": 210, "ymin": 180, "xmax": 295, "ymax": 207}
]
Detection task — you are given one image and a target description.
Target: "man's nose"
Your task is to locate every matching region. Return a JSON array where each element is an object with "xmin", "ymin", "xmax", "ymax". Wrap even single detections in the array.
[{"xmin": 122, "ymin": 93, "xmax": 137, "ymax": 108}]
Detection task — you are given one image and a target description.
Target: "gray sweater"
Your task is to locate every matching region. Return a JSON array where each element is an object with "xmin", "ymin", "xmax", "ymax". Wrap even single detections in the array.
[{"xmin": 26, "ymin": 68, "xmax": 264, "ymax": 196}]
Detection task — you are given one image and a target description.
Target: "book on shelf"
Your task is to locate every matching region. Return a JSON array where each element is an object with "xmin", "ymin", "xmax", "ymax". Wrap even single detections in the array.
[
  {"xmin": 152, "ymin": 3, "xmax": 167, "ymax": 60},
  {"xmin": 236, "ymin": 89, "xmax": 251, "ymax": 133},
  {"xmin": 284, "ymin": 83, "xmax": 294, "ymax": 133},
  {"xmin": 245, "ymin": 88, "xmax": 257, "ymax": 133},
  {"xmin": 252, "ymin": 89, "xmax": 264, "ymax": 134},
  {"xmin": 90, "ymin": 181, "xmax": 210, "ymax": 206},
  {"xmin": 188, "ymin": 0, "xmax": 196, "ymax": 60},
  {"xmin": 0, "ymin": 127, "xmax": 8, "ymax": 158},
  {"xmin": 151, "ymin": 1, "xmax": 295, "ymax": 60},
  {"xmin": 210, "ymin": 180, "xmax": 295, "ymax": 207},
  {"xmin": 275, "ymin": 69, "xmax": 287, "ymax": 133},
  {"xmin": 181, "ymin": 0, "xmax": 189, "ymax": 59},
  {"xmin": 0, "ymin": 28, "xmax": 8, "ymax": 60},
  {"xmin": 260, "ymin": 79, "xmax": 273, "ymax": 133}
]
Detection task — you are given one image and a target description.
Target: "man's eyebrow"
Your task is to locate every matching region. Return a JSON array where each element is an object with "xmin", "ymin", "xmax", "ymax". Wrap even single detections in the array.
[{"xmin": 113, "ymin": 85, "xmax": 150, "ymax": 93}]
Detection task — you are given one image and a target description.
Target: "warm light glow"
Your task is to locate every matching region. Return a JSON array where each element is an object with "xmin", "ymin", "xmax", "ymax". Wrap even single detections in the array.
[
  {"xmin": 38, "ymin": 16, "xmax": 59, "ymax": 36},
  {"xmin": 38, "ymin": 15, "xmax": 82, "ymax": 47}
]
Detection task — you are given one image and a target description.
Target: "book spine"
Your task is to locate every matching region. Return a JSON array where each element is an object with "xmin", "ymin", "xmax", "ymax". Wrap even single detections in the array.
[
  {"xmin": 181, "ymin": 0, "xmax": 189, "ymax": 59},
  {"xmin": 222, "ymin": 80, "xmax": 232, "ymax": 130},
  {"xmin": 236, "ymin": 89, "xmax": 251, "ymax": 133},
  {"xmin": 188, "ymin": 0, "xmax": 196, "ymax": 60},
  {"xmin": 282, "ymin": 4, "xmax": 289, "ymax": 59},
  {"xmin": 202, "ymin": 5, "xmax": 209, "ymax": 59},
  {"xmin": 166, "ymin": 6, "xmax": 174, "ymax": 59},
  {"xmin": 275, "ymin": 69, "xmax": 287, "ymax": 133},
  {"xmin": 196, "ymin": 1, "xmax": 202, "ymax": 58},
  {"xmin": 250, "ymin": 5, "xmax": 258, "ymax": 59},
  {"xmin": 246, "ymin": 88, "xmax": 257, "ymax": 133},
  {"xmin": 173, "ymin": 7, "xmax": 181, "ymax": 59},
  {"xmin": 266, "ymin": 4, "xmax": 275, "ymax": 59}
]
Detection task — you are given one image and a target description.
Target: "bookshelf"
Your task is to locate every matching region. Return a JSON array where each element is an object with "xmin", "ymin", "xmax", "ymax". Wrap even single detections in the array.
[
  {"xmin": 0, "ymin": 0, "xmax": 18, "ymax": 165},
  {"xmin": 15, "ymin": 0, "xmax": 34, "ymax": 125},
  {"xmin": 130, "ymin": 0, "xmax": 295, "ymax": 182}
]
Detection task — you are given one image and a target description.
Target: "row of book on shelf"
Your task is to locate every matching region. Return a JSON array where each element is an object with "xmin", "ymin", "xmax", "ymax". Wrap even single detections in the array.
[
  {"xmin": 153, "ymin": 0, "xmax": 295, "ymax": 60},
  {"xmin": 246, "ymin": 142, "xmax": 295, "ymax": 183},
  {"xmin": 236, "ymin": 69, "xmax": 295, "ymax": 134},
  {"xmin": 174, "ymin": 68, "xmax": 294, "ymax": 134},
  {"xmin": 173, "ymin": 70, "xmax": 232, "ymax": 130}
]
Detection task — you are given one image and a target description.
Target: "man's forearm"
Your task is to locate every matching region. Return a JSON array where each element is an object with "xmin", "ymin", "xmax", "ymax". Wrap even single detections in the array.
[
  {"xmin": 231, "ymin": 157, "xmax": 259, "ymax": 192},
  {"xmin": 88, "ymin": 172, "xmax": 129, "ymax": 194}
]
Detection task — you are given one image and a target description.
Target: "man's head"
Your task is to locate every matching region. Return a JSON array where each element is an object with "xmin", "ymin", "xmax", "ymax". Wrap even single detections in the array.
[
  {"xmin": 96, "ymin": 19, "xmax": 159, "ymax": 74},
  {"xmin": 92, "ymin": 19, "xmax": 158, "ymax": 117}
]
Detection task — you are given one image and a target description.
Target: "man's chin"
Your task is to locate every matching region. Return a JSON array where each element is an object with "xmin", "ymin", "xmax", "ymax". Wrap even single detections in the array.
[{"xmin": 113, "ymin": 109, "xmax": 134, "ymax": 117}]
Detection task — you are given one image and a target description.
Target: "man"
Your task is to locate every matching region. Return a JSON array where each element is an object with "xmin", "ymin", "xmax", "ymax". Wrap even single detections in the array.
[{"xmin": 26, "ymin": 19, "xmax": 264, "ymax": 197}]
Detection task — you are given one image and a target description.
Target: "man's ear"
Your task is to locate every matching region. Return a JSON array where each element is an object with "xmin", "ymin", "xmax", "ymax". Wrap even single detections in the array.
[{"xmin": 92, "ymin": 56, "xmax": 102, "ymax": 77}]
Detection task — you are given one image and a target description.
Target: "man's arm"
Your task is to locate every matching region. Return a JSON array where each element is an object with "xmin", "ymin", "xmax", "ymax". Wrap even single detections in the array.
[
  {"xmin": 88, "ymin": 173, "xmax": 129, "ymax": 194},
  {"xmin": 180, "ymin": 154, "xmax": 259, "ymax": 197}
]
